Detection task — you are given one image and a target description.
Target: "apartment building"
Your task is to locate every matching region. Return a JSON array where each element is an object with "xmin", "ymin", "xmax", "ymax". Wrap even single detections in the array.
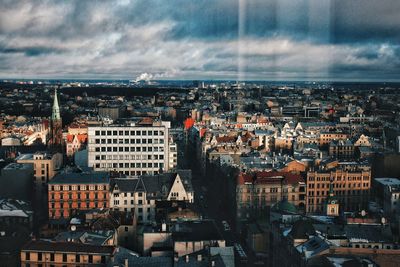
[
  {"xmin": 110, "ymin": 170, "xmax": 194, "ymax": 223},
  {"xmin": 319, "ymin": 131, "xmax": 349, "ymax": 146},
  {"xmin": 236, "ymin": 171, "xmax": 306, "ymax": 220},
  {"xmin": 16, "ymin": 151, "xmax": 63, "ymax": 186},
  {"xmin": 87, "ymin": 119, "xmax": 177, "ymax": 175},
  {"xmin": 329, "ymin": 139, "xmax": 355, "ymax": 159},
  {"xmin": 306, "ymin": 163, "xmax": 371, "ymax": 214},
  {"xmin": 48, "ymin": 171, "xmax": 110, "ymax": 219},
  {"xmin": 21, "ymin": 240, "xmax": 115, "ymax": 266}
]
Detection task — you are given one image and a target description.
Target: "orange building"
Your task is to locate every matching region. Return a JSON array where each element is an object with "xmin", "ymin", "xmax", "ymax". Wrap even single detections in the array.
[
  {"xmin": 319, "ymin": 131, "xmax": 349, "ymax": 146},
  {"xmin": 21, "ymin": 240, "xmax": 115, "ymax": 266},
  {"xmin": 306, "ymin": 165, "xmax": 371, "ymax": 214},
  {"xmin": 48, "ymin": 172, "xmax": 110, "ymax": 219}
]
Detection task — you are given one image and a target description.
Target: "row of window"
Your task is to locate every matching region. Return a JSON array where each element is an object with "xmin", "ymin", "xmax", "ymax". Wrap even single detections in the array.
[
  {"xmin": 93, "ymin": 138, "xmax": 165, "ymax": 145},
  {"xmin": 94, "ymin": 130, "xmax": 164, "ymax": 136},
  {"xmin": 95, "ymin": 162, "xmax": 163, "ymax": 169},
  {"xmin": 50, "ymin": 185, "xmax": 106, "ymax": 191},
  {"xmin": 25, "ymin": 252, "xmax": 104, "ymax": 264},
  {"xmin": 308, "ymin": 183, "xmax": 369, "ymax": 189},
  {"xmin": 308, "ymin": 176, "xmax": 370, "ymax": 182},
  {"xmin": 50, "ymin": 201, "xmax": 107, "ymax": 209},
  {"xmin": 94, "ymin": 146, "xmax": 165, "ymax": 152},
  {"xmin": 113, "ymin": 192, "xmax": 145, "ymax": 197},
  {"xmin": 50, "ymin": 192, "xmax": 107, "ymax": 200},
  {"xmin": 95, "ymin": 154, "xmax": 164, "ymax": 160}
]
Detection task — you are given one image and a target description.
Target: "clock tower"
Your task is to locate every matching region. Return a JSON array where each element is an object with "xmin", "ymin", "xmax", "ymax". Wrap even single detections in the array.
[{"xmin": 325, "ymin": 181, "xmax": 339, "ymax": 216}]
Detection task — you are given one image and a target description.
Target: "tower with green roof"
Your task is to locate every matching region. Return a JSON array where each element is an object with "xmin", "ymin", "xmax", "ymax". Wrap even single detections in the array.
[
  {"xmin": 50, "ymin": 87, "xmax": 63, "ymax": 148},
  {"xmin": 325, "ymin": 181, "xmax": 339, "ymax": 216}
]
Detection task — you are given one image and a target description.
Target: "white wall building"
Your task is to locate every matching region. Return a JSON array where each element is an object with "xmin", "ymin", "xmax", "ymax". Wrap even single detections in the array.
[
  {"xmin": 88, "ymin": 120, "xmax": 177, "ymax": 175},
  {"xmin": 110, "ymin": 170, "xmax": 194, "ymax": 223}
]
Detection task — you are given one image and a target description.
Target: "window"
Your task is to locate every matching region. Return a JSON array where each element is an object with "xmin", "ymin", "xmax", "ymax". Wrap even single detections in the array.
[
  {"xmin": 63, "ymin": 254, "xmax": 67, "ymax": 262},
  {"xmin": 25, "ymin": 252, "xmax": 30, "ymax": 260},
  {"xmin": 88, "ymin": 255, "xmax": 93, "ymax": 263},
  {"xmin": 50, "ymin": 253, "xmax": 54, "ymax": 262},
  {"xmin": 38, "ymin": 253, "xmax": 42, "ymax": 261}
]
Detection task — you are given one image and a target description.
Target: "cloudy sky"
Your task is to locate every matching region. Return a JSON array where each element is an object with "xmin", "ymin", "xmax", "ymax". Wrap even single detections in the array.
[{"xmin": 0, "ymin": 0, "xmax": 399, "ymax": 81}]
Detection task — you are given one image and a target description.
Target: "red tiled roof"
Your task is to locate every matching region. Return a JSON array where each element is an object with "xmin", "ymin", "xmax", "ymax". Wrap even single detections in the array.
[
  {"xmin": 66, "ymin": 134, "xmax": 87, "ymax": 143},
  {"xmin": 199, "ymin": 128, "xmax": 206, "ymax": 138},
  {"xmin": 238, "ymin": 171, "xmax": 303, "ymax": 185},
  {"xmin": 216, "ymin": 136, "xmax": 236, "ymax": 143}
]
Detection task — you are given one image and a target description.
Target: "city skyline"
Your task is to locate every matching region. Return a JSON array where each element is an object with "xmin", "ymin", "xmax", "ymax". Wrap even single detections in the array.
[{"xmin": 1, "ymin": 0, "xmax": 400, "ymax": 81}]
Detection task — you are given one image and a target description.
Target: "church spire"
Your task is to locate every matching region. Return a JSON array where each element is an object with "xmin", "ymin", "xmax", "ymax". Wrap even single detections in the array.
[
  {"xmin": 52, "ymin": 87, "xmax": 61, "ymax": 121},
  {"xmin": 49, "ymin": 86, "xmax": 63, "ymax": 148}
]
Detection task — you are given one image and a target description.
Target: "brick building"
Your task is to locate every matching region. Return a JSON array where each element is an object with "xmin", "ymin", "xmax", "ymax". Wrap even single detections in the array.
[
  {"xmin": 306, "ymin": 163, "xmax": 371, "ymax": 213},
  {"xmin": 16, "ymin": 151, "xmax": 63, "ymax": 186},
  {"xmin": 21, "ymin": 240, "xmax": 115, "ymax": 266},
  {"xmin": 236, "ymin": 171, "xmax": 306, "ymax": 220},
  {"xmin": 48, "ymin": 171, "xmax": 110, "ymax": 219}
]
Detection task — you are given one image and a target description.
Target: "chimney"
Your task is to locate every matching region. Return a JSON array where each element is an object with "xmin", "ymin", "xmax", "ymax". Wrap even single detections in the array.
[
  {"xmin": 197, "ymin": 254, "xmax": 202, "ymax": 262},
  {"xmin": 185, "ymin": 255, "xmax": 189, "ymax": 263},
  {"xmin": 162, "ymin": 223, "xmax": 167, "ymax": 232},
  {"xmin": 124, "ymin": 258, "xmax": 129, "ymax": 267},
  {"xmin": 174, "ymin": 253, "xmax": 179, "ymax": 262},
  {"xmin": 211, "ymin": 260, "xmax": 216, "ymax": 266}
]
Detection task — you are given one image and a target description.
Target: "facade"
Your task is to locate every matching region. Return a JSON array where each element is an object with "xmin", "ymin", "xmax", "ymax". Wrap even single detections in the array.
[
  {"xmin": 21, "ymin": 240, "xmax": 115, "ymax": 266},
  {"xmin": 319, "ymin": 131, "xmax": 349, "ymax": 146},
  {"xmin": 236, "ymin": 171, "xmax": 306, "ymax": 220},
  {"xmin": 0, "ymin": 163, "xmax": 33, "ymax": 201},
  {"xmin": 87, "ymin": 119, "xmax": 177, "ymax": 175},
  {"xmin": 374, "ymin": 178, "xmax": 400, "ymax": 216},
  {"xmin": 48, "ymin": 172, "xmax": 110, "ymax": 219},
  {"xmin": 110, "ymin": 170, "xmax": 194, "ymax": 223},
  {"xmin": 17, "ymin": 151, "xmax": 63, "ymax": 186},
  {"xmin": 306, "ymin": 165, "xmax": 371, "ymax": 214},
  {"xmin": 98, "ymin": 105, "xmax": 124, "ymax": 121},
  {"xmin": 66, "ymin": 134, "xmax": 87, "ymax": 157},
  {"xmin": 329, "ymin": 139, "xmax": 355, "ymax": 159}
]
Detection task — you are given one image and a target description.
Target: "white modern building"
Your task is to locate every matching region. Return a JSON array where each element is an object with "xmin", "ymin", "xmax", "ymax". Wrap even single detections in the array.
[{"xmin": 88, "ymin": 119, "xmax": 177, "ymax": 175}]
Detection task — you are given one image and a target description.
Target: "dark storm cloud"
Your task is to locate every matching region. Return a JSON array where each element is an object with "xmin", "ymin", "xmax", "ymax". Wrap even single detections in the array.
[
  {"xmin": 0, "ymin": 46, "xmax": 64, "ymax": 57},
  {"xmin": 0, "ymin": 0, "xmax": 399, "ymax": 80}
]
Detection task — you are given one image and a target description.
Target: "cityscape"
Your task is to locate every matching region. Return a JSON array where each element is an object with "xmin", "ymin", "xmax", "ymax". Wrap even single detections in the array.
[{"xmin": 1, "ymin": 1, "xmax": 400, "ymax": 267}]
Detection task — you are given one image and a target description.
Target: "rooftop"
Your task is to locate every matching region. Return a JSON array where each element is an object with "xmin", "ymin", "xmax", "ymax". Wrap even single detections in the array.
[
  {"xmin": 22, "ymin": 240, "xmax": 115, "ymax": 254},
  {"xmin": 49, "ymin": 171, "xmax": 109, "ymax": 185},
  {"xmin": 374, "ymin": 178, "xmax": 400, "ymax": 186}
]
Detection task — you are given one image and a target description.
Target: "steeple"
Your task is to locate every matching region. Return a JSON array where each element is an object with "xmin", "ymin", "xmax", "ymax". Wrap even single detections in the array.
[
  {"xmin": 49, "ymin": 86, "xmax": 63, "ymax": 148},
  {"xmin": 328, "ymin": 181, "xmax": 334, "ymax": 197},
  {"xmin": 52, "ymin": 87, "xmax": 61, "ymax": 121},
  {"xmin": 326, "ymin": 180, "xmax": 339, "ymax": 216}
]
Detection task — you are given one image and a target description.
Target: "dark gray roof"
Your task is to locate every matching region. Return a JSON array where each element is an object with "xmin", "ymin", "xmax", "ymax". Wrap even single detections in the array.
[
  {"xmin": 49, "ymin": 171, "xmax": 109, "ymax": 185},
  {"xmin": 112, "ymin": 178, "xmax": 139, "ymax": 192},
  {"xmin": 108, "ymin": 247, "xmax": 171, "ymax": 267},
  {"xmin": 172, "ymin": 220, "xmax": 224, "ymax": 242},
  {"xmin": 111, "ymin": 170, "xmax": 193, "ymax": 196},
  {"xmin": 22, "ymin": 240, "xmax": 115, "ymax": 254}
]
